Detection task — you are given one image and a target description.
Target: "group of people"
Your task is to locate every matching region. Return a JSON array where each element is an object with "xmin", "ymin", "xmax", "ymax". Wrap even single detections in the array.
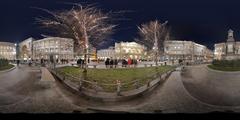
[
  {"xmin": 104, "ymin": 57, "xmax": 139, "ymax": 68},
  {"xmin": 105, "ymin": 58, "xmax": 118, "ymax": 68},
  {"xmin": 122, "ymin": 58, "xmax": 138, "ymax": 68},
  {"xmin": 77, "ymin": 58, "xmax": 85, "ymax": 68}
]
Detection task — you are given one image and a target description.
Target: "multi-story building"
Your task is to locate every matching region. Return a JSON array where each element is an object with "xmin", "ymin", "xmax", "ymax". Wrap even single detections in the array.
[
  {"xmin": 115, "ymin": 42, "xmax": 147, "ymax": 59},
  {"xmin": 214, "ymin": 29, "xmax": 240, "ymax": 60},
  {"xmin": 32, "ymin": 37, "xmax": 74, "ymax": 60},
  {"xmin": 164, "ymin": 40, "xmax": 213, "ymax": 63},
  {"xmin": 97, "ymin": 47, "xmax": 115, "ymax": 60},
  {"xmin": 0, "ymin": 42, "xmax": 16, "ymax": 60},
  {"xmin": 97, "ymin": 42, "xmax": 147, "ymax": 60}
]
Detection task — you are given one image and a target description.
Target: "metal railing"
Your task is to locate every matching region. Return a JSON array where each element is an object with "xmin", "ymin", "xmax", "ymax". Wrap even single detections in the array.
[{"xmin": 51, "ymin": 67, "xmax": 174, "ymax": 95}]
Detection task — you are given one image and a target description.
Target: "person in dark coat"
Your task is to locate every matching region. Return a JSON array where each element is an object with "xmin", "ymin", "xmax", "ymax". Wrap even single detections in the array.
[
  {"xmin": 105, "ymin": 58, "xmax": 110, "ymax": 68},
  {"xmin": 17, "ymin": 59, "xmax": 20, "ymax": 66},
  {"xmin": 77, "ymin": 59, "xmax": 82, "ymax": 68},
  {"xmin": 114, "ymin": 59, "xmax": 118, "ymax": 68},
  {"xmin": 109, "ymin": 58, "xmax": 114, "ymax": 68}
]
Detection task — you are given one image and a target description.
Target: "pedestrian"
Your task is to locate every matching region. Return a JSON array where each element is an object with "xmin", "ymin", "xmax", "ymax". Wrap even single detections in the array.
[
  {"xmin": 114, "ymin": 59, "xmax": 118, "ymax": 68},
  {"xmin": 40, "ymin": 58, "xmax": 44, "ymax": 66},
  {"xmin": 133, "ymin": 59, "xmax": 138, "ymax": 67},
  {"xmin": 128, "ymin": 58, "xmax": 132, "ymax": 67},
  {"xmin": 105, "ymin": 58, "xmax": 110, "ymax": 68},
  {"xmin": 110, "ymin": 58, "xmax": 114, "ymax": 68},
  {"xmin": 77, "ymin": 59, "xmax": 81, "ymax": 68},
  {"xmin": 17, "ymin": 59, "xmax": 20, "ymax": 66}
]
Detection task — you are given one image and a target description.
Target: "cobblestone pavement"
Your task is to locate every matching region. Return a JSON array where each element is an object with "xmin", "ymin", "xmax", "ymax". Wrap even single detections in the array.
[{"xmin": 1, "ymin": 64, "xmax": 240, "ymax": 113}]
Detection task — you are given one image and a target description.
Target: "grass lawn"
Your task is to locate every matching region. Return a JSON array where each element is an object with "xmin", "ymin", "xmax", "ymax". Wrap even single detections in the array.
[
  {"xmin": 208, "ymin": 65, "xmax": 240, "ymax": 72},
  {"xmin": 0, "ymin": 64, "xmax": 15, "ymax": 71},
  {"xmin": 56, "ymin": 66, "xmax": 175, "ymax": 92}
]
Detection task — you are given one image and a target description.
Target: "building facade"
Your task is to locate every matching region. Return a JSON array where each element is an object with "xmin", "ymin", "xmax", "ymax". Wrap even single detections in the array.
[
  {"xmin": 214, "ymin": 29, "xmax": 240, "ymax": 60},
  {"xmin": 97, "ymin": 42, "xmax": 147, "ymax": 60},
  {"xmin": 164, "ymin": 40, "xmax": 213, "ymax": 63},
  {"xmin": 0, "ymin": 42, "xmax": 16, "ymax": 60},
  {"xmin": 32, "ymin": 37, "xmax": 74, "ymax": 60},
  {"xmin": 97, "ymin": 47, "xmax": 115, "ymax": 60},
  {"xmin": 115, "ymin": 42, "xmax": 147, "ymax": 59}
]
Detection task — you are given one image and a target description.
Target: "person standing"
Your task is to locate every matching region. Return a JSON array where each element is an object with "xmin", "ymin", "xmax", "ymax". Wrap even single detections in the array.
[
  {"xmin": 114, "ymin": 59, "xmax": 118, "ymax": 68},
  {"xmin": 17, "ymin": 59, "xmax": 20, "ymax": 66},
  {"xmin": 128, "ymin": 58, "xmax": 132, "ymax": 67},
  {"xmin": 110, "ymin": 58, "xmax": 114, "ymax": 68},
  {"xmin": 105, "ymin": 58, "xmax": 110, "ymax": 68}
]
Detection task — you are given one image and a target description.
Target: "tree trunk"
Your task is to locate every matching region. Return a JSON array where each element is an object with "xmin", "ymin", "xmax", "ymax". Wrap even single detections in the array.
[
  {"xmin": 155, "ymin": 51, "xmax": 158, "ymax": 66},
  {"xmin": 83, "ymin": 26, "xmax": 88, "ymax": 80}
]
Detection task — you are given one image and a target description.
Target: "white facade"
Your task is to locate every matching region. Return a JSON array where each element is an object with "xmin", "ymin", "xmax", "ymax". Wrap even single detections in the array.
[
  {"xmin": 115, "ymin": 42, "xmax": 147, "ymax": 59},
  {"xmin": 32, "ymin": 37, "xmax": 74, "ymax": 60},
  {"xmin": 97, "ymin": 42, "xmax": 147, "ymax": 60},
  {"xmin": 0, "ymin": 42, "xmax": 16, "ymax": 60},
  {"xmin": 164, "ymin": 40, "xmax": 213, "ymax": 63},
  {"xmin": 97, "ymin": 47, "xmax": 115, "ymax": 60}
]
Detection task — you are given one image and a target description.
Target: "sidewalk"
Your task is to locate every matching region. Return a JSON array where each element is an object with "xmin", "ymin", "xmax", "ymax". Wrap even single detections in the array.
[{"xmin": 39, "ymin": 67, "xmax": 56, "ymax": 88}]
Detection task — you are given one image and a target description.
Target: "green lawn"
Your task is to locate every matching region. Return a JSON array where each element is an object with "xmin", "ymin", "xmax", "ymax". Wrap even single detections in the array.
[
  {"xmin": 56, "ymin": 66, "xmax": 175, "ymax": 92},
  {"xmin": 0, "ymin": 64, "xmax": 15, "ymax": 71},
  {"xmin": 208, "ymin": 65, "xmax": 240, "ymax": 72}
]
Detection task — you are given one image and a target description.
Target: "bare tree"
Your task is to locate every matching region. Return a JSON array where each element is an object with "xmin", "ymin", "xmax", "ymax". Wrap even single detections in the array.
[
  {"xmin": 135, "ymin": 20, "xmax": 169, "ymax": 65},
  {"xmin": 36, "ymin": 4, "xmax": 117, "ymax": 72}
]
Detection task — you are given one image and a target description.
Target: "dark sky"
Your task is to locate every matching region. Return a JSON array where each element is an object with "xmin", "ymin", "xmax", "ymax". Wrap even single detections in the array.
[{"xmin": 0, "ymin": 0, "xmax": 240, "ymax": 50}]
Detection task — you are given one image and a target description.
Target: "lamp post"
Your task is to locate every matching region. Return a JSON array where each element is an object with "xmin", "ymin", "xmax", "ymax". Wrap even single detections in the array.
[{"xmin": 15, "ymin": 43, "xmax": 19, "ymax": 60}]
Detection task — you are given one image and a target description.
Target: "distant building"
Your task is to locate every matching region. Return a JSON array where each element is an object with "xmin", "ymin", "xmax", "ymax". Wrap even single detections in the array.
[
  {"xmin": 32, "ymin": 37, "xmax": 74, "ymax": 60},
  {"xmin": 164, "ymin": 40, "xmax": 213, "ymax": 63},
  {"xmin": 97, "ymin": 42, "xmax": 147, "ymax": 60},
  {"xmin": 97, "ymin": 47, "xmax": 115, "ymax": 60},
  {"xmin": 0, "ymin": 42, "xmax": 16, "ymax": 60},
  {"xmin": 115, "ymin": 42, "xmax": 147, "ymax": 59}
]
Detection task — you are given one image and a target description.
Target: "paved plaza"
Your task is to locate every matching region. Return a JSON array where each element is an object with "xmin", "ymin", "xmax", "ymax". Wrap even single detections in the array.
[{"xmin": 1, "ymin": 64, "xmax": 240, "ymax": 113}]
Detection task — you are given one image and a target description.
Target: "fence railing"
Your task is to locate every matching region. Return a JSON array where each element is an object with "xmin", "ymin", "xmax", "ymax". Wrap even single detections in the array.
[{"xmin": 50, "ymin": 67, "xmax": 175, "ymax": 95}]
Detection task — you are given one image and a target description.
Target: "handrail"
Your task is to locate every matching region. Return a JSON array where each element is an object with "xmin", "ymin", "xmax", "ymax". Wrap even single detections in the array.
[{"xmin": 54, "ymin": 68, "xmax": 171, "ymax": 87}]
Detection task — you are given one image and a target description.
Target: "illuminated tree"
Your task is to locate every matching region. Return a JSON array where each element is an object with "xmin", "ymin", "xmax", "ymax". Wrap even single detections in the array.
[
  {"xmin": 21, "ymin": 45, "xmax": 29, "ymax": 59},
  {"xmin": 36, "ymin": 4, "xmax": 117, "ymax": 72},
  {"xmin": 135, "ymin": 20, "xmax": 169, "ymax": 65}
]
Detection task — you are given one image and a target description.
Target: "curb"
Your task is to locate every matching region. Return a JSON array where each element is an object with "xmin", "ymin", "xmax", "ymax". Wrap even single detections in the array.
[
  {"xmin": 0, "ymin": 64, "xmax": 16, "ymax": 73},
  {"xmin": 206, "ymin": 65, "xmax": 240, "ymax": 74}
]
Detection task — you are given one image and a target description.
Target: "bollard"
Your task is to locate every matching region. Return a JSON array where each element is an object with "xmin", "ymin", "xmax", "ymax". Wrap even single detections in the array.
[
  {"xmin": 147, "ymin": 80, "xmax": 151, "ymax": 87},
  {"xmin": 150, "ymin": 64, "xmax": 152, "ymax": 67},
  {"xmin": 79, "ymin": 80, "xmax": 82, "ymax": 91},
  {"xmin": 159, "ymin": 75, "xmax": 162, "ymax": 84},
  {"xmin": 116, "ymin": 80, "xmax": 121, "ymax": 96},
  {"xmin": 94, "ymin": 65, "xmax": 97, "ymax": 69},
  {"xmin": 136, "ymin": 80, "xmax": 139, "ymax": 89},
  {"xmin": 144, "ymin": 64, "xmax": 147, "ymax": 67},
  {"xmin": 94, "ymin": 81, "xmax": 98, "ymax": 93}
]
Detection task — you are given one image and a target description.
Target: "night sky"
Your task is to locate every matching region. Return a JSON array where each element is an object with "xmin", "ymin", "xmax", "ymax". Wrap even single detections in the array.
[{"xmin": 0, "ymin": 0, "xmax": 240, "ymax": 50}]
